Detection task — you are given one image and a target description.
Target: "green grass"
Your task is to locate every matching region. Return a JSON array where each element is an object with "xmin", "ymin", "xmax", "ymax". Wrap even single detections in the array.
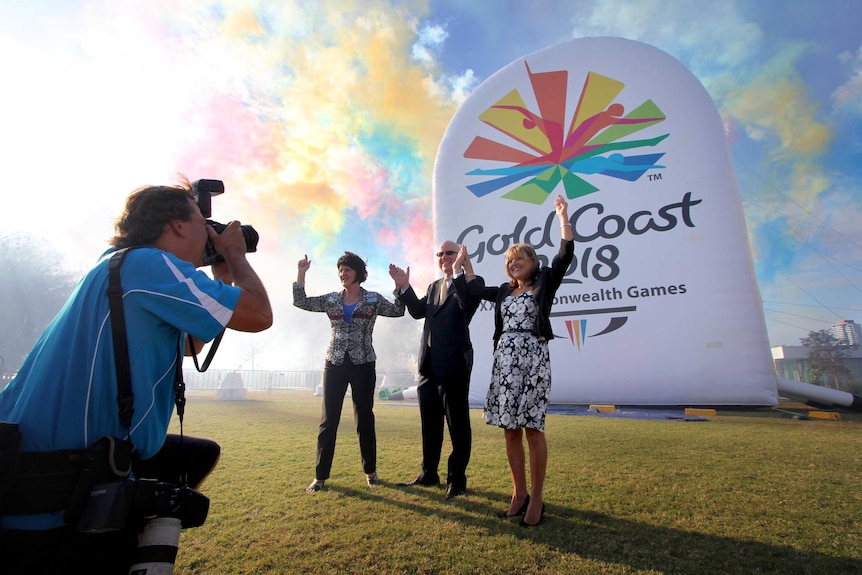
[{"xmin": 171, "ymin": 391, "xmax": 862, "ymax": 574}]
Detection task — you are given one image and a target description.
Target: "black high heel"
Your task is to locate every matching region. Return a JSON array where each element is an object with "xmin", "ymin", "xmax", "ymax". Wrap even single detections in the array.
[
  {"xmin": 498, "ymin": 495, "xmax": 530, "ymax": 518},
  {"xmin": 518, "ymin": 503, "xmax": 545, "ymax": 527}
]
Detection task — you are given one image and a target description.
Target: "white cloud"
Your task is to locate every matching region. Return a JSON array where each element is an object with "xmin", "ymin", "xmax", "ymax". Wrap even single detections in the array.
[
  {"xmin": 409, "ymin": 21, "xmax": 476, "ymax": 105},
  {"xmin": 411, "ymin": 22, "xmax": 448, "ymax": 64},
  {"xmin": 833, "ymin": 46, "xmax": 862, "ymax": 113},
  {"xmin": 570, "ymin": 0, "xmax": 763, "ymax": 80},
  {"xmin": 418, "ymin": 22, "xmax": 448, "ymax": 46},
  {"xmin": 446, "ymin": 68, "xmax": 478, "ymax": 105}
]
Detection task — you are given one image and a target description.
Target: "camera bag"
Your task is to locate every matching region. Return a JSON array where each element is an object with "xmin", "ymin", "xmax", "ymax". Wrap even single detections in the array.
[{"xmin": 0, "ymin": 421, "xmax": 22, "ymax": 512}]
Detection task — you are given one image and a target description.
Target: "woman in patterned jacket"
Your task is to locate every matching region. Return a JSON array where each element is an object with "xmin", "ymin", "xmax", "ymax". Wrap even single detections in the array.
[{"xmin": 294, "ymin": 251, "xmax": 405, "ymax": 493}]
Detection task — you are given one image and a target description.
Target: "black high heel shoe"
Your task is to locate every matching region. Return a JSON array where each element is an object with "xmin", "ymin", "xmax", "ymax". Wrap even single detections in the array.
[
  {"xmin": 518, "ymin": 503, "xmax": 545, "ymax": 527},
  {"xmin": 498, "ymin": 495, "xmax": 530, "ymax": 518}
]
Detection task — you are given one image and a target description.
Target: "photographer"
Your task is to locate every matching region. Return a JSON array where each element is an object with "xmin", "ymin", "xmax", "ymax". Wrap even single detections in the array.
[{"xmin": 0, "ymin": 177, "xmax": 272, "ymax": 574}]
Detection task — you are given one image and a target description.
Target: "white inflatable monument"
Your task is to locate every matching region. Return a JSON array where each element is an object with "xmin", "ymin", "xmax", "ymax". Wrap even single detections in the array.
[
  {"xmin": 216, "ymin": 372, "xmax": 247, "ymax": 401},
  {"xmin": 433, "ymin": 37, "xmax": 812, "ymax": 408}
]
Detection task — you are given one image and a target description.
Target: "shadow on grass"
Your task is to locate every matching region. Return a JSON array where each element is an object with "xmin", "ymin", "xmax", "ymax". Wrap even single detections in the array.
[{"xmin": 331, "ymin": 484, "xmax": 862, "ymax": 574}]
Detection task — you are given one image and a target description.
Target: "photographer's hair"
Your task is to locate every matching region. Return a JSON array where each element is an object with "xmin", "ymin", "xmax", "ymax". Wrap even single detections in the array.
[
  {"xmin": 505, "ymin": 243, "xmax": 540, "ymax": 288},
  {"xmin": 337, "ymin": 251, "xmax": 368, "ymax": 284},
  {"xmin": 110, "ymin": 176, "xmax": 196, "ymax": 249}
]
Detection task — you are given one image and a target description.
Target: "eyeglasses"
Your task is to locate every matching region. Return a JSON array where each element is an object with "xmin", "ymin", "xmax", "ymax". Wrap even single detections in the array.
[{"xmin": 436, "ymin": 250, "xmax": 458, "ymax": 257}]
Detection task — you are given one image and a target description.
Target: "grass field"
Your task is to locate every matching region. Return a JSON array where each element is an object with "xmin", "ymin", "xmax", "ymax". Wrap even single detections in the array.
[{"xmin": 171, "ymin": 391, "xmax": 862, "ymax": 574}]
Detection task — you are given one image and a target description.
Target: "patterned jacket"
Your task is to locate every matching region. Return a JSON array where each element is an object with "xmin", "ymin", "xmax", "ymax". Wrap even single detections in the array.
[
  {"xmin": 481, "ymin": 239, "xmax": 575, "ymax": 349},
  {"xmin": 293, "ymin": 283, "xmax": 405, "ymax": 365}
]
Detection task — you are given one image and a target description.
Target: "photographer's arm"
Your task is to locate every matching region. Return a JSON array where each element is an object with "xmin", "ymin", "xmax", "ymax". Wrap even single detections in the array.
[
  {"xmin": 185, "ymin": 337, "xmax": 206, "ymax": 356},
  {"xmin": 209, "ymin": 222, "xmax": 273, "ymax": 333}
]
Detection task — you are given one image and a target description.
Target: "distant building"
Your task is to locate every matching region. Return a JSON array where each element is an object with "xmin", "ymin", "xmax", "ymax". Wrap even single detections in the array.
[
  {"xmin": 772, "ymin": 345, "xmax": 862, "ymax": 395},
  {"xmin": 831, "ymin": 320, "xmax": 861, "ymax": 346}
]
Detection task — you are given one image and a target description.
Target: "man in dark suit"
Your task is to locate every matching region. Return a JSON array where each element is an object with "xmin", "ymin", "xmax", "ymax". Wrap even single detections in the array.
[{"xmin": 389, "ymin": 242, "xmax": 484, "ymax": 499}]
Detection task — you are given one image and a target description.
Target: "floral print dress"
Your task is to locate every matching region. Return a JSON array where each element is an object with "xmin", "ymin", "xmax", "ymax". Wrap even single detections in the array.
[{"xmin": 484, "ymin": 292, "xmax": 551, "ymax": 432}]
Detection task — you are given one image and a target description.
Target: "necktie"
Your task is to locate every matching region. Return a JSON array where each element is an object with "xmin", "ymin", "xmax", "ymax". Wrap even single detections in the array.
[
  {"xmin": 438, "ymin": 277, "xmax": 450, "ymax": 306},
  {"xmin": 429, "ymin": 278, "xmax": 450, "ymax": 348}
]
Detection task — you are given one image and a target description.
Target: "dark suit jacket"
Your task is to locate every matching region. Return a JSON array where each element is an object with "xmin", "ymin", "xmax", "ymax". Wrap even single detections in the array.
[
  {"xmin": 397, "ymin": 273, "xmax": 485, "ymax": 381},
  {"xmin": 481, "ymin": 239, "xmax": 574, "ymax": 349}
]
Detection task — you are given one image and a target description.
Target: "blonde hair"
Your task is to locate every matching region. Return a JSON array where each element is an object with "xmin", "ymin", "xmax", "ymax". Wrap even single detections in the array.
[{"xmin": 504, "ymin": 243, "xmax": 539, "ymax": 288}]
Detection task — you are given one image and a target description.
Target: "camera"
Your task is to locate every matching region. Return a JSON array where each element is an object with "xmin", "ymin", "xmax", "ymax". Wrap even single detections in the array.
[
  {"xmin": 134, "ymin": 478, "xmax": 210, "ymax": 528},
  {"xmin": 192, "ymin": 179, "xmax": 259, "ymax": 266},
  {"xmin": 75, "ymin": 478, "xmax": 210, "ymax": 533}
]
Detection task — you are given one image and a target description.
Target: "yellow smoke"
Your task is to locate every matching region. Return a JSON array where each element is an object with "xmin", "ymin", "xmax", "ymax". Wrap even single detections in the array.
[
  {"xmin": 202, "ymin": 1, "xmax": 456, "ymax": 263},
  {"xmin": 720, "ymin": 50, "xmax": 833, "ymax": 209}
]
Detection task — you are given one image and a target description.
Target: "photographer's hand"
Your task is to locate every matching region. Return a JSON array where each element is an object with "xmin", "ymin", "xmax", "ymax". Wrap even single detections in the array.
[
  {"xmin": 208, "ymin": 222, "xmax": 273, "ymax": 332},
  {"xmin": 211, "ymin": 262, "xmax": 234, "ymax": 285},
  {"xmin": 208, "ymin": 221, "xmax": 247, "ymax": 260}
]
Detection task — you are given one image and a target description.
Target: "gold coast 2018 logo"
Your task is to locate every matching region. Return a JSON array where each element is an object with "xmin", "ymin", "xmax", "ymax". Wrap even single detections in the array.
[
  {"xmin": 461, "ymin": 62, "xmax": 678, "ymax": 349},
  {"xmin": 463, "ymin": 62, "xmax": 668, "ymax": 204}
]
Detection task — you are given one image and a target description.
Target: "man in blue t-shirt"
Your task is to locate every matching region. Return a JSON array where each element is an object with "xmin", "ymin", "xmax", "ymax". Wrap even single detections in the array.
[{"xmin": 0, "ymin": 179, "xmax": 272, "ymax": 573}]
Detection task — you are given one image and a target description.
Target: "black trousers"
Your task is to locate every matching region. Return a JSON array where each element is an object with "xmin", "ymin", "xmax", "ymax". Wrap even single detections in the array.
[
  {"xmin": 315, "ymin": 358, "xmax": 377, "ymax": 480},
  {"xmin": 0, "ymin": 434, "xmax": 220, "ymax": 575},
  {"xmin": 135, "ymin": 434, "xmax": 221, "ymax": 488},
  {"xmin": 417, "ymin": 364, "xmax": 472, "ymax": 488}
]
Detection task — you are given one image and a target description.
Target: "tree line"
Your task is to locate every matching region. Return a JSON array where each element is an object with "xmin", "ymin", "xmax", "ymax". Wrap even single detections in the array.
[
  {"xmin": 0, "ymin": 233, "xmax": 79, "ymax": 380},
  {"xmin": 800, "ymin": 329, "xmax": 858, "ymax": 390}
]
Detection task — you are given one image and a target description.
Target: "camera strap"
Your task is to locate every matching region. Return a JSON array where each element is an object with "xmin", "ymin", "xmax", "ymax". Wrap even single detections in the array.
[
  {"xmin": 174, "ymin": 337, "xmax": 189, "ymax": 487},
  {"xmin": 107, "ymin": 248, "xmax": 138, "ymax": 437},
  {"xmin": 107, "ymin": 248, "xmax": 186, "ymax": 443},
  {"xmin": 187, "ymin": 330, "xmax": 225, "ymax": 373}
]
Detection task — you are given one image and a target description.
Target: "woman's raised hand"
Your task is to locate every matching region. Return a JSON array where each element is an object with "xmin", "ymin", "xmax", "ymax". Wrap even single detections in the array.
[{"xmin": 298, "ymin": 255, "xmax": 311, "ymax": 271}]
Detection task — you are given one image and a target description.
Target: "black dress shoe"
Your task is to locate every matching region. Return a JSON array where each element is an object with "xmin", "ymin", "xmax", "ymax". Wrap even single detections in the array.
[
  {"xmin": 498, "ymin": 495, "xmax": 530, "ymax": 518},
  {"xmin": 397, "ymin": 475, "xmax": 440, "ymax": 487},
  {"xmin": 444, "ymin": 484, "xmax": 466, "ymax": 499},
  {"xmin": 518, "ymin": 503, "xmax": 545, "ymax": 527}
]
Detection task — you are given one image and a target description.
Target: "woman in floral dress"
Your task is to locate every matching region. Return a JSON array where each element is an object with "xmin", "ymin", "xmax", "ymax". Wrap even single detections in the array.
[{"xmin": 481, "ymin": 194, "xmax": 574, "ymax": 527}]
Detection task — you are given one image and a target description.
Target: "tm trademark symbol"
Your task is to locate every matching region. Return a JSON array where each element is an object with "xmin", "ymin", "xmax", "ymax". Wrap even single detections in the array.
[{"xmin": 648, "ymin": 173, "xmax": 663, "ymax": 182}]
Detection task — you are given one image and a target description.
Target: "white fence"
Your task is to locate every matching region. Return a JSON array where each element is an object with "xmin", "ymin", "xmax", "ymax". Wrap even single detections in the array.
[{"xmin": 181, "ymin": 369, "xmax": 417, "ymax": 393}]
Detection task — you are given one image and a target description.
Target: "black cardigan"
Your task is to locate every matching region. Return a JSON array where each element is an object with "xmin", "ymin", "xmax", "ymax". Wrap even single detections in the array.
[{"xmin": 481, "ymin": 239, "xmax": 574, "ymax": 349}]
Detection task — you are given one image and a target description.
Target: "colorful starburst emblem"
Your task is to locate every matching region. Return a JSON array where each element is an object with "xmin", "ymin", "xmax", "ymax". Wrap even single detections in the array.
[{"xmin": 463, "ymin": 63, "xmax": 669, "ymax": 204}]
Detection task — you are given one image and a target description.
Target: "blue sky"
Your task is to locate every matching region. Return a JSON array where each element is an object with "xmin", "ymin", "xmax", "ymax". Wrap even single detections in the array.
[{"xmin": 1, "ymin": 0, "xmax": 860, "ymax": 369}]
